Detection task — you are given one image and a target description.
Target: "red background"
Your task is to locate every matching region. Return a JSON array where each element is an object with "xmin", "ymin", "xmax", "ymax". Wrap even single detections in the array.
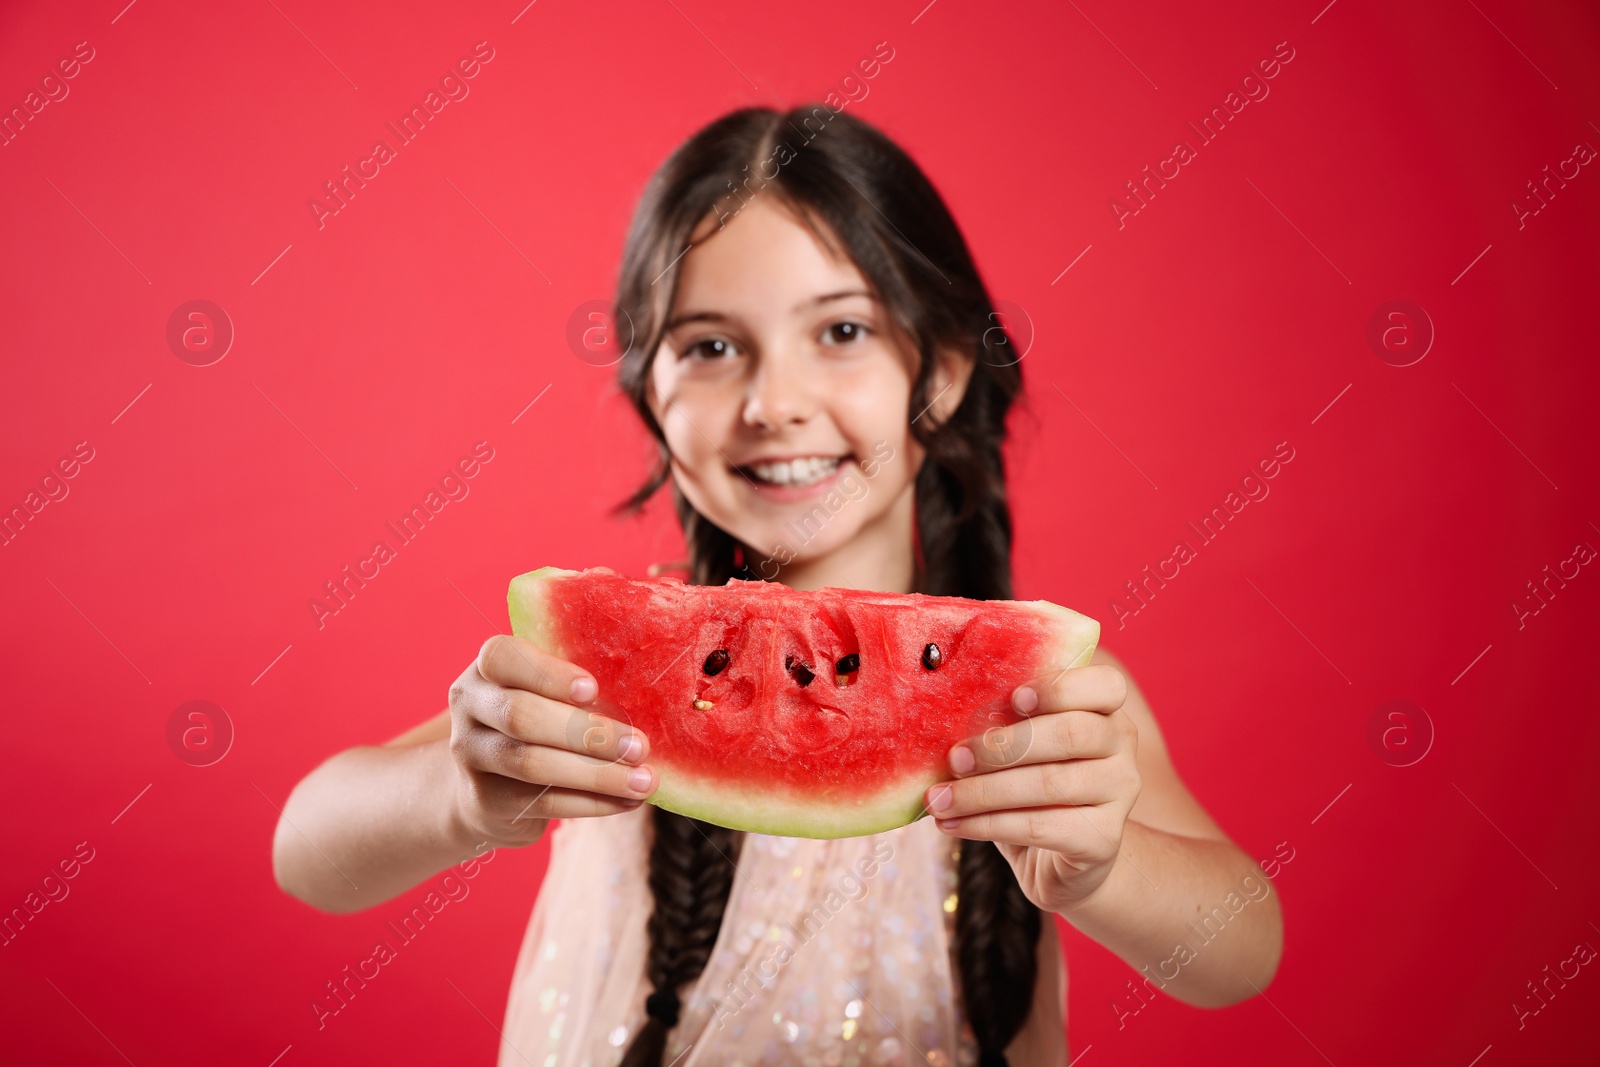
[{"xmin": 2, "ymin": 0, "xmax": 1597, "ymax": 1063}]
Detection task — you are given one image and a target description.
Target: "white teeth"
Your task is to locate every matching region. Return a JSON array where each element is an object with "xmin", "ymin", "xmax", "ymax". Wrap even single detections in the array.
[{"xmin": 747, "ymin": 456, "xmax": 842, "ymax": 486}]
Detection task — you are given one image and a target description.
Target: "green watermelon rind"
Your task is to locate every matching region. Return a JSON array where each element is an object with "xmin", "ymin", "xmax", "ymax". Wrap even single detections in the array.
[
  {"xmin": 506, "ymin": 566, "xmax": 1101, "ymax": 839},
  {"xmin": 648, "ymin": 774, "xmax": 938, "ymax": 839},
  {"xmin": 506, "ymin": 566, "xmax": 574, "ymax": 658}
]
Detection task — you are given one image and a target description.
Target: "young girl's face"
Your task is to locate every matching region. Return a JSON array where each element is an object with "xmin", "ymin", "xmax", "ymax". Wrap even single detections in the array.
[{"xmin": 647, "ymin": 196, "xmax": 963, "ymax": 573}]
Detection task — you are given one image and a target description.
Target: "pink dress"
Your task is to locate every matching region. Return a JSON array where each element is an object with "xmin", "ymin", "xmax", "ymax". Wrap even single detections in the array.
[{"xmin": 496, "ymin": 802, "xmax": 1069, "ymax": 1067}]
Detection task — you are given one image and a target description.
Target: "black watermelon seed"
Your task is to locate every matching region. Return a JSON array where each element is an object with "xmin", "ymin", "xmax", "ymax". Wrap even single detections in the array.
[
  {"xmin": 921, "ymin": 643, "xmax": 943, "ymax": 670},
  {"xmin": 704, "ymin": 649, "xmax": 729, "ymax": 676},
  {"xmin": 835, "ymin": 653, "xmax": 860, "ymax": 675},
  {"xmin": 790, "ymin": 660, "xmax": 815, "ymax": 688}
]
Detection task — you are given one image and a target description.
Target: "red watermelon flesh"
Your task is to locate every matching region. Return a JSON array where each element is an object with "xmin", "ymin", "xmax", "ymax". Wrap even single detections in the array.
[{"xmin": 507, "ymin": 567, "xmax": 1100, "ymax": 839}]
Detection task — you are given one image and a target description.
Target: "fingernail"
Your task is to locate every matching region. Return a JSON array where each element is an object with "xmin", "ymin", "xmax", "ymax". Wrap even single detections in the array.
[
  {"xmin": 937, "ymin": 817, "xmax": 961, "ymax": 830},
  {"xmin": 571, "ymin": 676, "xmax": 597, "ymax": 703},
  {"xmin": 1013, "ymin": 686, "xmax": 1038, "ymax": 714},
  {"xmin": 949, "ymin": 745, "xmax": 975, "ymax": 774},
  {"xmin": 928, "ymin": 785, "xmax": 952, "ymax": 813},
  {"xmin": 618, "ymin": 734, "xmax": 642, "ymax": 763},
  {"xmin": 628, "ymin": 768, "xmax": 652, "ymax": 793}
]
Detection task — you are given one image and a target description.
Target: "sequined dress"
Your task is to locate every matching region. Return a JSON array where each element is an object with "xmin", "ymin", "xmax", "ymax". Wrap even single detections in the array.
[{"xmin": 496, "ymin": 802, "xmax": 1068, "ymax": 1067}]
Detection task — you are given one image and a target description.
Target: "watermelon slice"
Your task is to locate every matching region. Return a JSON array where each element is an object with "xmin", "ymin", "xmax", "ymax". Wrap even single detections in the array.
[{"xmin": 507, "ymin": 567, "xmax": 1100, "ymax": 839}]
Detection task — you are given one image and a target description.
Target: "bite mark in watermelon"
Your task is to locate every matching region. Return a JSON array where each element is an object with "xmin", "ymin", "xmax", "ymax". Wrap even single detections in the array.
[{"xmin": 507, "ymin": 567, "xmax": 1100, "ymax": 839}]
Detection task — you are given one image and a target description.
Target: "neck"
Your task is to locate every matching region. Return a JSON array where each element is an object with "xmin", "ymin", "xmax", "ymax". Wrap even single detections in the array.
[{"xmin": 765, "ymin": 479, "xmax": 918, "ymax": 594}]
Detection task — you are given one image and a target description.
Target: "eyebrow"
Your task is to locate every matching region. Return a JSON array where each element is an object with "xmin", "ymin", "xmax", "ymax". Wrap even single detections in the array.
[{"xmin": 663, "ymin": 289, "xmax": 873, "ymax": 332}]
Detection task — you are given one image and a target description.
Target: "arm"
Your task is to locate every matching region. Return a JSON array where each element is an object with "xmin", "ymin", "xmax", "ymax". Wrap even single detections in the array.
[
  {"xmin": 924, "ymin": 647, "xmax": 1282, "ymax": 1007},
  {"xmin": 271, "ymin": 712, "xmax": 479, "ymax": 914},
  {"xmin": 1064, "ymin": 648, "xmax": 1281, "ymax": 1006},
  {"xmin": 272, "ymin": 636, "xmax": 657, "ymax": 914}
]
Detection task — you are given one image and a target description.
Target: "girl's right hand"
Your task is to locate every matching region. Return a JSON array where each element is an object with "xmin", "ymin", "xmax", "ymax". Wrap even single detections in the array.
[{"xmin": 446, "ymin": 634, "xmax": 656, "ymax": 850}]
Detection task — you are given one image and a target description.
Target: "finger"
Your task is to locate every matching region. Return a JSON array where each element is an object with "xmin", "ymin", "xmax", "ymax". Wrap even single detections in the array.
[
  {"xmin": 477, "ymin": 634, "xmax": 598, "ymax": 705},
  {"xmin": 457, "ymin": 725, "xmax": 657, "ymax": 800},
  {"xmin": 953, "ymin": 710, "xmax": 1120, "ymax": 775},
  {"xmin": 479, "ymin": 775, "xmax": 646, "ymax": 823},
  {"xmin": 1013, "ymin": 663, "xmax": 1126, "ymax": 716},
  {"xmin": 926, "ymin": 762, "xmax": 1115, "ymax": 820},
  {"xmin": 476, "ymin": 688, "xmax": 648, "ymax": 766},
  {"xmin": 507, "ymin": 785, "xmax": 646, "ymax": 821},
  {"xmin": 934, "ymin": 805, "xmax": 1119, "ymax": 856}
]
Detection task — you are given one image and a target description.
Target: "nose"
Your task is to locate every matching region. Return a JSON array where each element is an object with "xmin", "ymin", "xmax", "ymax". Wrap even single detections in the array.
[{"xmin": 741, "ymin": 350, "xmax": 815, "ymax": 430}]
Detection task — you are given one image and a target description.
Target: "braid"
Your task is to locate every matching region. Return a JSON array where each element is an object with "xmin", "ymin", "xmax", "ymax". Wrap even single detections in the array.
[
  {"xmin": 936, "ymin": 475, "xmax": 1043, "ymax": 1065},
  {"xmin": 954, "ymin": 819, "xmax": 1043, "ymax": 1063},
  {"xmin": 619, "ymin": 809, "xmax": 745, "ymax": 1067},
  {"xmin": 620, "ymin": 538, "xmax": 745, "ymax": 1067},
  {"xmin": 916, "ymin": 356, "xmax": 1041, "ymax": 1066}
]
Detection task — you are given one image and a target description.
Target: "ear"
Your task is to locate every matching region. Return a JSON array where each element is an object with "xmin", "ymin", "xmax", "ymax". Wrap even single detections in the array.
[{"xmin": 923, "ymin": 343, "xmax": 977, "ymax": 427}]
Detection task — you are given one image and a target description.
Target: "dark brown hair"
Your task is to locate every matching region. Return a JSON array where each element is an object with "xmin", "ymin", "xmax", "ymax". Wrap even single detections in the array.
[{"xmin": 611, "ymin": 103, "xmax": 1038, "ymax": 1066}]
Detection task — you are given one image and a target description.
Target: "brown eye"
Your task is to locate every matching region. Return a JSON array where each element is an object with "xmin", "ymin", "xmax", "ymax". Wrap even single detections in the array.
[
  {"xmin": 824, "ymin": 321, "xmax": 869, "ymax": 345},
  {"xmin": 921, "ymin": 643, "xmax": 942, "ymax": 670},
  {"xmin": 686, "ymin": 338, "xmax": 736, "ymax": 361},
  {"xmin": 704, "ymin": 649, "xmax": 729, "ymax": 676}
]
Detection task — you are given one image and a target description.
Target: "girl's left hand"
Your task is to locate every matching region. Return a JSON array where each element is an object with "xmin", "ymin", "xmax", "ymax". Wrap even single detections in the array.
[{"xmin": 924, "ymin": 663, "xmax": 1140, "ymax": 914}]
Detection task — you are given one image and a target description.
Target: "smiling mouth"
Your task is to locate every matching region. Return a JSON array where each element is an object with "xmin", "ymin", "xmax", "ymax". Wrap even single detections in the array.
[{"xmin": 735, "ymin": 455, "xmax": 847, "ymax": 487}]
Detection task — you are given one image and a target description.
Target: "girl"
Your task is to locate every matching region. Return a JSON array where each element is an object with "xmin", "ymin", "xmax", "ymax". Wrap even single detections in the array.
[{"xmin": 274, "ymin": 104, "xmax": 1282, "ymax": 1067}]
